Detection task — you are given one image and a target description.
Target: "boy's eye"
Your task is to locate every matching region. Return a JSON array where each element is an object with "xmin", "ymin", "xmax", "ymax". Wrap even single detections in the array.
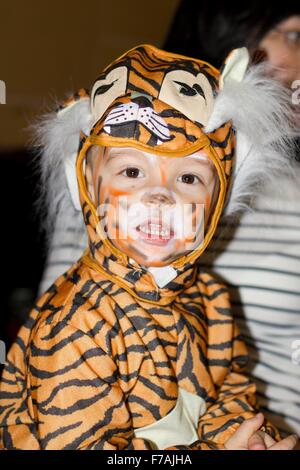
[
  {"xmin": 178, "ymin": 174, "xmax": 202, "ymax": 185},
  {"xmin": 121, "ymin": 167, "xmax": 144, "ymax": 178}
]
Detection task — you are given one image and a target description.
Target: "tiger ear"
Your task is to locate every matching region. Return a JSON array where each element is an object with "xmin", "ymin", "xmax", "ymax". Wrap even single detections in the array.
[{"xmin": 219, "ymin": 47, "xmax": 250, "ymax": 89}]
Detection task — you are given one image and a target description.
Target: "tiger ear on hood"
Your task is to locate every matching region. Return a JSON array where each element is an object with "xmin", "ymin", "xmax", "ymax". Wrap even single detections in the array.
[
  {"xmin": 219, "ymin": 47, "xmax": 250, "ymax": 90},
  {"xmin": 205, "ymin": 47, "xmax": 251, "ymax": 134},
  {"xmin": 205, "ymin": 47, "xmax": 298, "ymax": 217}
]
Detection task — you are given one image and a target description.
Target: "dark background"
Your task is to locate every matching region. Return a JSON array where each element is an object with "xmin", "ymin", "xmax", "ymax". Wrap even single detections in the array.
[
  {"xmin": 0, "ymin": 0, "xmax": 179, "ymax": 352},
  {"xmin": 0, "ymin": 150, "xmax": 46, "ymax": 349}
]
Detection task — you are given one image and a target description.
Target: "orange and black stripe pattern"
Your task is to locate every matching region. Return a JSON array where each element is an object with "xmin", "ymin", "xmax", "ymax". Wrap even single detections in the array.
[
  {"xmin": 0, "ymin": 254, "xmax": 280, "ymax": 449},
  {"xmin": 0, "ymin": 45, "xmax": 280, "ymax": 450},
  {"xmin": 94, "ymin": 45, "xmax": 219, "ymax": 102}
]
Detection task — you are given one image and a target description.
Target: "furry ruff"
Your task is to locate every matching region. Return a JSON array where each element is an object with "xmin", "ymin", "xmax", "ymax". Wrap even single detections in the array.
[
  {"xmin": 30, "ymin": 97, "xmax": 91, "ymax": 246},
  {"xmin": 205, "ymin": 63, "xmax": 300, "ymax": 216}
]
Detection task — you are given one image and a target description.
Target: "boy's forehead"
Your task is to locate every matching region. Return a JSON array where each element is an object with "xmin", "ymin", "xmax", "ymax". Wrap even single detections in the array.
[{"xmin": 104, "ymin": 146, "xmax": 212, "ymax": 164}]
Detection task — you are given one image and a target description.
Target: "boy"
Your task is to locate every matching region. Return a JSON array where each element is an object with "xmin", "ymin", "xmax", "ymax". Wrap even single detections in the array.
[{"xmin": 0, "ymin": 44, "xmax": 298, "ymax": 450}]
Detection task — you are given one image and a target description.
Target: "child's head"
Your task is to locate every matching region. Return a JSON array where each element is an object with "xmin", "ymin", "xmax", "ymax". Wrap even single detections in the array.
[
  {"xmin": 72, "ymin": 44, "xmax": 242, "ymax": 270},
  {"xmin": 85, "ymin": 145, "xmax": 218, "ymax": 267}
]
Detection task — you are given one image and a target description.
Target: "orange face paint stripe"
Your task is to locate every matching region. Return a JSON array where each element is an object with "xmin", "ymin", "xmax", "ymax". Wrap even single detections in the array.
[
  {"xmin": 159, "ymin": 164, "xmax": 167, "ymax": 186},
  {"xmin": 109, "ymin": 187, "xmax": 131, "ymax": 197}
]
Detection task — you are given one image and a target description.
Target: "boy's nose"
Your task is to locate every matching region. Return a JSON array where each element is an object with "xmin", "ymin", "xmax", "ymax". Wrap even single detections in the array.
[{"xmin": 141, "ymin": 190, "xmax": 175, "ymax": 206}]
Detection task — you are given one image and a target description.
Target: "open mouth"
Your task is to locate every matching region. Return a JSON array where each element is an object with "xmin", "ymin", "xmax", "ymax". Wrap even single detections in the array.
[{"xmin": 135, "ymin": 222, "xmax": 174, "ymax": 245}]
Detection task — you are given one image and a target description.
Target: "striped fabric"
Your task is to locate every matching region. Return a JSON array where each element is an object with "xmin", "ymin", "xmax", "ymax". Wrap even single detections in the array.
[
  {"xmin": 200, "ymin": 175, "xmax": 300, "ymax": 437},
  {"xmin": 39, "ymin": 175, "xmax": 300, "ymax": 438}
]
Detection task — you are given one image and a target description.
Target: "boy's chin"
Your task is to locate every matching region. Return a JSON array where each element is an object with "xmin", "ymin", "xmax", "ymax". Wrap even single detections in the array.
[
  {"xmin": 129, "ymin": 253, "xmax": 176, "ymax": 269},
  {"xmin": 129, "ymin": 249, "xmax": 190, "ymax": 269},
  {"xmin": 140, "ymin": 258, "xmax": 175, "ymax": 268},
  {"xmin": 108, "ymin": 237, "xmax": 195, "ymax": 268}
]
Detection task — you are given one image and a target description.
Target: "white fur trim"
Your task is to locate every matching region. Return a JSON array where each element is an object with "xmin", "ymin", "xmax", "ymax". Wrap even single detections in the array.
[
  {"xmin": 64, "ymin": 152, "xmax": 81, "ymax": 210},
  {"xmin": 30, "ymin": 97, "xmax": 91, "ymax": 246},
  {"xmin": 205, "ymin": 63, "xmax": 299, "ymax": 216}
]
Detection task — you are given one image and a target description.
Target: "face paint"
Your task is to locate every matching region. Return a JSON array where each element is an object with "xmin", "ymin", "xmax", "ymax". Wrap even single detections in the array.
[{"xmin": 85, "ymin": 145, "xmax": 218, "ymax": 267}]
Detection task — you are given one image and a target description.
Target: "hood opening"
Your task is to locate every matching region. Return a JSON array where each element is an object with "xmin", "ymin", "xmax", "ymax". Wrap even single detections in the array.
[{"xmin": 76, "ymin": 132, "xmax": 227, "ymax": 273}]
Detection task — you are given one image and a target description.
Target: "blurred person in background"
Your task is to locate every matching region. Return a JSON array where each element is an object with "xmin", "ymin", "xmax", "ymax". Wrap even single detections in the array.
[
  {"xmin": 37, "ymin": 0, "xmax": 300, "ymax": 440},
  {"xmin": 164, "ymin": 1, "xmax": 300, "ymax": 87},
  {"xmin": 165, "ymin": 0, "xmax": 300, "ymax": 439}
]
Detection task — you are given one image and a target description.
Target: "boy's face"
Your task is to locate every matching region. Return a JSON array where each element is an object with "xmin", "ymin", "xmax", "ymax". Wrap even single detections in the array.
[{"xmin": 85, "ymin": 146, "xmax": 218, "ymax": 267}]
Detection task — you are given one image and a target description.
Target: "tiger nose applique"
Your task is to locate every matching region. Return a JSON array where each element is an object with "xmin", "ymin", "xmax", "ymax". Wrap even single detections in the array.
[{"xmin": 103, "ymin": 93, "xmax": 173, "ymax": 146}]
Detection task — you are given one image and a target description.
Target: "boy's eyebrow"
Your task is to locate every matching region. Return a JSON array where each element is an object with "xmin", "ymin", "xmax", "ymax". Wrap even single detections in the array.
[
  {"xmin": 104, "ymin": 149, "xmax": 121, "ymax": 163},
  {"xmin": 185, "ymin": 155, "xmax": 213, "ymax": 165},
  {"xmin": 105, "ymin": 149, "xmax": 141, "ymax": 162}
]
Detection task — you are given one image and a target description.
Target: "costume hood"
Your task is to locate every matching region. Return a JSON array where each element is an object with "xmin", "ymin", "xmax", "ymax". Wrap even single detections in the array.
[{"xmin": 33, "ymin": 44, "xmax": 298, "ymax": 301}]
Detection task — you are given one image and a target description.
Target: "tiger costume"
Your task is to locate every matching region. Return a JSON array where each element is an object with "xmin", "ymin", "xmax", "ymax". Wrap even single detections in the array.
[{"xmin": 0, "ymin": 44, "xmax": 296, "ymax": 450}]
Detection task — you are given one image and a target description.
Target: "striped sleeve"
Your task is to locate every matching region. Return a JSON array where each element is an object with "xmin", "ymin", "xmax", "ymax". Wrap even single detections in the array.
[
  {"xmin": 200, "ymin": 185, "xmax": 300, "ymax": 437},
  {"xmin": 1, "ymin": 321, "xmax": 153, "ymax": 450}
]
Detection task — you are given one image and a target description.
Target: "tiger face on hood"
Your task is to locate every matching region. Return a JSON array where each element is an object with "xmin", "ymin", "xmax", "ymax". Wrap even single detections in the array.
[{"xmin": 75, "ymin": 45, "xmax": 237, "ymax": 281}]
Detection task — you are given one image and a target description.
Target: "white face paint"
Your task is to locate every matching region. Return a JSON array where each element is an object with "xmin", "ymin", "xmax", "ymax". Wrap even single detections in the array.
[{"xmin": 85, "ymin": 146, "xmax": 219, "ymax": 267}]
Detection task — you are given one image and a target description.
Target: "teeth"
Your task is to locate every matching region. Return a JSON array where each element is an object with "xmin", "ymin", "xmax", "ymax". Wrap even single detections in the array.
[{"xmin": 139, "ymin": 224, "xmax": 170, "ymax": 237}]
